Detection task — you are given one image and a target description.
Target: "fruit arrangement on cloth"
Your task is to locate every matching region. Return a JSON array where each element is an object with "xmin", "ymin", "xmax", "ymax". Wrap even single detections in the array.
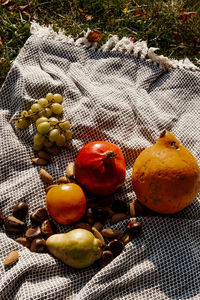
[
  {"xmin": 132, "ymin": 130, "xmax": 200, "ymax": 214},
  {"xmin": 3, "ymin": 93, "xmax": 200, "ymax": 270}
]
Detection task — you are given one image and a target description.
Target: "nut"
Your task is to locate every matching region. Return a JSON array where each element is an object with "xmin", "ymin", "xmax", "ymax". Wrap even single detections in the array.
[
  {"xmin": 127, "ymin": 219, "xmax": 142, "ymax": 235},
  {"xmin": 120, "ymin": 233, "xmax": 132, "ymax": 245},
  {"xmin": 101, "ymin": 229, "xmax": 124, "ymax": 239},
  {"xmin": 65, "ymin": 162, "xmax": 75, "ymax": 179},
  {"xmin": 40, "ymin": 168, "xmax": 54, "ymax": 184},
  {"xmin": 91, "ymin": 227, "xmax": 105, "ymax": 246},
  {"xmin": 111, "ymin": 213, "xmax": 129, "ymax": 224},
  {"xmin": 30, "ymin": 207, "xmax": 48, "ymax": 224},
  {"xmin": 57, "ymin": 177, "xmax": 70, "ymax": 184},
  {"xmin": 38, "ymin": 151, "xmax": 50, "ymax": 161},
  {"xmin": 107, "ymin": 239, "xmax": 124, "ymax": 257},
  {"xmin": 30, "ymin": 238, "xmax": 46, "ymax": 253},
  {"xmin": 46, "ymin": 184, "xmax": 59, "ymax": 193},
  {"xmin": 25, "ymin": 226, "xmax": 41, "ymax": 240},
  {"xmin": 92, "ymin": 208, "xmax": 110, "ymax": 224},
  {"xmin": 111, "ymin": 201, "xmax": 127, "ymax": 214},
  {"xmin": 102, "ymin": 205, "xmax": 115, "ymax": 217},
  {"xmin": 41, "ymin": 220, "xmax": 54, "ymax": 238},
  {"xmin": 85, "ymin": 208, "xmax": 95, "ymax": 225},
  {"xmin": 32, "ymin": 158, "xmax": 48, "ymax": 166},
  {"xmin": 4, "ymin": 216, "xmax": 26, "ymax": 233},
  {"xmin": 93, "ymin": 222, "xmax": 103, "ymax": 232},
  {"xmin": 99, "ymin": 250, "xmax": 113, "ymax": 269},
  {"xmin": 129, "ymin": 200, "xmax": 135, "ymax": 217},
  {"xmin": 12, "ymin": 202, "xmax": 28, "ymax": 220},
  {"xmin": 74, "ymin": 222, "xmax": 92, "ymax": 231},
  {"xmin": 44, "ymin": 146, "xmax": 60, "ymax": 155},
  {"xmin": 15, "ymin": 237, "xmax": 31, "ymax": 248},
  {"xmin": 4, "ymin": 250, "xmax": 19, "ymax": 267}
]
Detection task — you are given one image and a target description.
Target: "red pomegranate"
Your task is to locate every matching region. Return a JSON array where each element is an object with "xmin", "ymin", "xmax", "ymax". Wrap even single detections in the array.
[{"xmin": 74, "ymin": 141, "xmax": 126, "ymax": 195}]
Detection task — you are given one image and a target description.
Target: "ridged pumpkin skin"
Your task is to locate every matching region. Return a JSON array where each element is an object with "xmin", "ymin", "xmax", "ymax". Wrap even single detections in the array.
[{"xmin": 132, "ymin": 130, "xmax": 200, "ymax": 214}]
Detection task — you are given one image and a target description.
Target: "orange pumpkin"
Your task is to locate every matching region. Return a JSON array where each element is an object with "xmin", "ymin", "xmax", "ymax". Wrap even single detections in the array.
[{"xmin": 132, "ymin": 130, "xmax": 200, "ymax": 214}]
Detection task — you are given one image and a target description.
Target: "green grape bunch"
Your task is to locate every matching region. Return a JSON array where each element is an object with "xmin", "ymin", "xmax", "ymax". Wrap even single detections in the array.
[{"xmin": 14, "ymin": 93, "xmax": 72, "ymax": 151}]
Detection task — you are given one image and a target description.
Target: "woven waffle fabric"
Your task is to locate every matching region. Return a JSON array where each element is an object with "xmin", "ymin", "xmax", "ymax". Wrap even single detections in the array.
[{"xmin": 0, "ymin": 34, "xmax": 200, "ymax": 300}]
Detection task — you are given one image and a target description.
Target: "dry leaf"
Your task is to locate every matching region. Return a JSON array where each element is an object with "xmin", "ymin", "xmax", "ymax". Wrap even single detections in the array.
[
  {"xmin": 78, "ymin": 8, "xmax": 92, "ymax": 21},
  {"xmin": 87, "ymin": 30, "xmax": 103, "ymax": 43},
  {"xmin": 85, "ymin": 15, "xmax": 93, "ymax": 21},
  {"xmin": 2, "ymin": 0, "xmax": 17, "ymax": 11},
  {"xmin": 129, "ymin": 34, "xmax": 138, "ymax": 42},
  {"xmin": 2, "ymin": 0, "xmax": 15, "ymax": 6},
  {"xmin": 4, "ymin": 3, "xmax": 16, "ymax": 10},
  {"xmin": 3, "ymin": 0, "xmax": 32, "ymax": 12},
  {"xmin": 133, "ymin": 9, "xmax": 144, "ymax": 16},
  {"xmin": 180, "ymin": 10, "xmax": 196, "ymax": 21},
  {"xmin": 78, "ymin": 8, "xmax": 87, "ymax": 17},
  {"xmin": 18, "ymin": 4, "xmax": 30, "ymax": 11}
]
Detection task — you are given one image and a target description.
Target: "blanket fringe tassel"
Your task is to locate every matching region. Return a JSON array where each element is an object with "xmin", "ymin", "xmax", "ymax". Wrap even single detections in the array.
[{"xmin": 30, "ymin": 22, "xmax": 198, "ymax": 71}]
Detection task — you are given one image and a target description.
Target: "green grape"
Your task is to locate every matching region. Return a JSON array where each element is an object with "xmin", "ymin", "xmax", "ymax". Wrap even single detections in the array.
[
  {"xmin": 31, "ymin": 103, "xmax": 42, "ymax": 113},
  {"xmin": 28, "ymin": 109, "xmax": 32, "ymax": 115},
  {"xmin": 51, "ymin": 103, "xmax": 63, "ymax": 114},
  {"xmin": 21, "ymin": 110, "xmax": 29, "ymax": 118},
  {"xmin": 38, "ymin": 98, "xmax": 48, "ymax": 107},
  {"xmin": 59, "ymin": 120, "xmax": 70, "ymax": 131},
  {"xmin": 37, "ymin": 122, "xmax": 50, "ymax": 134},
  {"xmin": 43, "ymin": 108, "xmax": 52, "ymax": 117},
  {"xmin": 36, "ymin": 117, "xmax": 49, "ymax": 127},
  {"xmin": 56, "ymin": 134, "xmax": 66, "ymax": 147},
  {"xmin": 43, "ymin": 138, "xmax": 54, "ymax": 148},
  {"xmin": 46, "ymin": 93, "xmax": 54, "ymax": 102},
  {"xmin": 33, "ymin": 144, "xmax": 43, "ymax": 151},
  {"xmin": 49, "ymin": 117, "xmax": 59, "ymax": 125},
  {"xmin": 16, "ymin": 118, "xmax": 29, "ymax": 130},
  {"xmin": 48, "ymin": 129, "xmax": 60, "ymax": 142},
  {"xmin": 53, "ymin": 94, "xmax": 63, "ymax": 103},
  {"xmin": 65, "ymin": 130, "xmax": 72, "ymax": 140},
  {"xmin": 33, "ymin": 134, "xmax": 45, "ymax": 145}
]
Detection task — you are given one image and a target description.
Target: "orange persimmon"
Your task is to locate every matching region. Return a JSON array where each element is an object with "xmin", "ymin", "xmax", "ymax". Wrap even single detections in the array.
[
  {"xmin": 46, "ymin": 183, "xmax": 86, "ymax": 225},
  {"xmin": 132, "ymin": 130, "xmax": 200, "ymax": 214}
]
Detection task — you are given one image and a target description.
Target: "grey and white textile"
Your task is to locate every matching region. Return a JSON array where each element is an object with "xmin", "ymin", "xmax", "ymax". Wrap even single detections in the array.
[{"xmin": 0, "ymin": 23, "xmax": 200, "ymax": 300}]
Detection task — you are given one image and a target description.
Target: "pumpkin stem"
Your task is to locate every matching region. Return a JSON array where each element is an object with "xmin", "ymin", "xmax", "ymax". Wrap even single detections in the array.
[
  {"xmin": 104, "ymin": 151, "xmax": 117, "ymax": 161},
  {"xmin": 160, "ymin": 129, "xmax": 167, "ymax": 138}
]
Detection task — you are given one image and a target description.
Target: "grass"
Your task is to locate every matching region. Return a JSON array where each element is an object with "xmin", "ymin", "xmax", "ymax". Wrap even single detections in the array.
[{"xmin": 1, "ymin": 0, "xmax": 200, "ymax": 86}]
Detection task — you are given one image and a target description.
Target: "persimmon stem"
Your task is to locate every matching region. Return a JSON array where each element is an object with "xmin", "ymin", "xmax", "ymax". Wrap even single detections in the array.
[
  {"xmin": 104, "ymin": 151, "xmax": 117, "ymax": 161},
  {"xmin": 160, "ymin": 129, "xmax": 167, "ymax": 138}
]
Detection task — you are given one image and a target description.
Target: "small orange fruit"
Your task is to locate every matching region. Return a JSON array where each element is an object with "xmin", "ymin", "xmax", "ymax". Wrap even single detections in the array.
[{"xmin": 46, "ymin": 183, "xmax": 86, "ymax": 224}]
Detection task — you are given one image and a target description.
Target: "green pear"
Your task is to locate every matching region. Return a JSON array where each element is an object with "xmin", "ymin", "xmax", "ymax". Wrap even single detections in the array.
[{"xmin": 46, "ymin": 229, "xmax": 102, "ymax": 269}]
